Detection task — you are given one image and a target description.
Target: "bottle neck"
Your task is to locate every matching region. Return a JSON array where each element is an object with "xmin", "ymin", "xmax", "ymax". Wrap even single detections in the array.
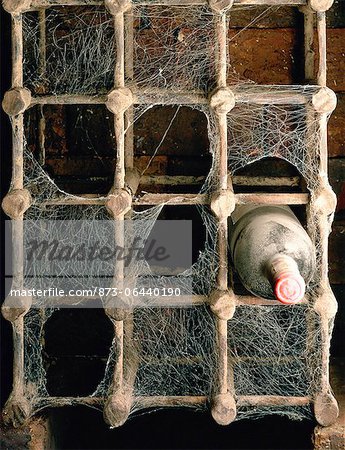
[{"xmin": 266, "ymin": 254, "xmax": 305, "ymax": 304}]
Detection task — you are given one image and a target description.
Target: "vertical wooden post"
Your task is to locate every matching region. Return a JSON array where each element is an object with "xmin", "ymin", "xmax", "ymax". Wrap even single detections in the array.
[
  {"xmin": 308, "ymin": 4, "xmax": 339, "ymax": 425},
  {"xmin": 208, "ymin": 1, "xmax": 236, "ymax": 426},
  {"xmin": 316, "ymin": 12, "xmax": 327, "ymax": 87},
  {"xmin": 1, "ymin": 10, "xmax": 32, "ymax": 428},
  {"xmin": 103, "ymin": 0, "xmax": 134, "ymax": 429},
  {"xmin": 12, "ymin": 15, "xmax": 23, "ymax": 88}
]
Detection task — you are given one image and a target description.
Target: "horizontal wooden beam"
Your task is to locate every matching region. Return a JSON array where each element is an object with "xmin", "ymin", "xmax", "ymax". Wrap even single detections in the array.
[
  {"xmin": 135, "ymin": 90, "xmax": 207, "ymax": 105},
  {"xmin": 34, "ymin": 394, "xmax": 311, "ymax": 410},
  {"xmin": 233, "ymin": 88, "xmax": 308, "ymax": 105},
  {"xmin": 236, "ymin": 192, "xmax": 309, "ymax": 205},
  {"xmin": 233, "ymin": 0, "xmax": 305, "ymax": 4},
  {"xmin": 236, "ymin": 294, "xmax": 308, "ymax": 306},
  {"xmin": 31, "ymin": 95, "xmax": 106, "ymax": 106},
  {"xmin": 30, "ymin": 86, "xmax": 313, "ymax": 107},
  {"xmin": 41, "ymin": 195, "xmax": 107, "ymax": 206},
  {"xmin": 28, "ymin": 0, "xmax": 306, "ymax": 9},
  {"xmin": 136, "ymin": 192, "xmax": 309, "ymax": 206},
  {"xmin": 133, "ymin": 193, "xmax": 208, "ymax": 205},
  {"xmin": 135, "ymin": 396, "xmax": 206, "ymax": 409},
  {"xmin": 29, "ymin": 0, "xmax": 101, "ymax": 7},
  {"xmin": 237, "ymin": 395, "xmax": 311, "ymax": 407},
  {"xmin": 41, "ymin": 192, "xmax": 308, "ymax": 206}
]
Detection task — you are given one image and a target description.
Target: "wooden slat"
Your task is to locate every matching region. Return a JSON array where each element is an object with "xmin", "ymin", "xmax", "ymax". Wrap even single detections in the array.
[
  {"xmin": 236, "ymin": 295, "xmax": 308, "ymax": 306},
  {"xmin": 30, "ymin": 86, "xmax": 317, "ymax": 107},
  {"xmin": 34, "ymin": 394, "xmax": 311, "ymax": 410},
  {"xmin": 31, "ymin": 95, "xmax": 106, "ymax": 106},
  {"xmin": 237, "ymin": 395, "xmax": 311, "ymax": 407},
  {"xmin": 133, "ymin": 193, "xmax": 208, "ymax": 205},
  {"xmin": 41, "ymin": 195, "xmax": 106, "ymax": 206},
  {"xmin": 29, "ymin": 0, "xmax": 306, "ymax": 7},
  {"xmin": 233, "ymin": 175, "xmax": 300, "ymax": 186},
  {"xmin": 40, "ymin": 191, "xmax": 309, "ymax": 206},
  {"xmin": 236, "ymin": 192, "xmax": 309, "ymax": 204}
]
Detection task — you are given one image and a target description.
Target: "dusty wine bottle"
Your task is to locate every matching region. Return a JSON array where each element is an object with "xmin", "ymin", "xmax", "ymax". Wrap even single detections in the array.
[{"xmin": 229, "ymin": 205, "xmax": 316, "ymax": 304}]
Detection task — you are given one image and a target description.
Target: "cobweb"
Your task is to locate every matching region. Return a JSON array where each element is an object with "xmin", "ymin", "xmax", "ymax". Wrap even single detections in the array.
[
  {"xmin": 23, "ymin": 7, "xmax": 115, "ymax": 95},
  {"xmin": 6, "ymin": 3, "xmax": 335, "ymax": 425}
]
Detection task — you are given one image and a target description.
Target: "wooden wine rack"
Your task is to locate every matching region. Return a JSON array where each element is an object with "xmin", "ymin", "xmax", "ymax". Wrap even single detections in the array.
[{"xmin": 1, "ymin": 0, "xmax": 339, "ymax": 429}]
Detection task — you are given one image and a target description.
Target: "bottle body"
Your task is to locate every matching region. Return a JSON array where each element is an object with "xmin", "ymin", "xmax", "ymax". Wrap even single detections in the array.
[{"xmin": 229, "ymin": 205, "xmax": 315, "ymax": 303}]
